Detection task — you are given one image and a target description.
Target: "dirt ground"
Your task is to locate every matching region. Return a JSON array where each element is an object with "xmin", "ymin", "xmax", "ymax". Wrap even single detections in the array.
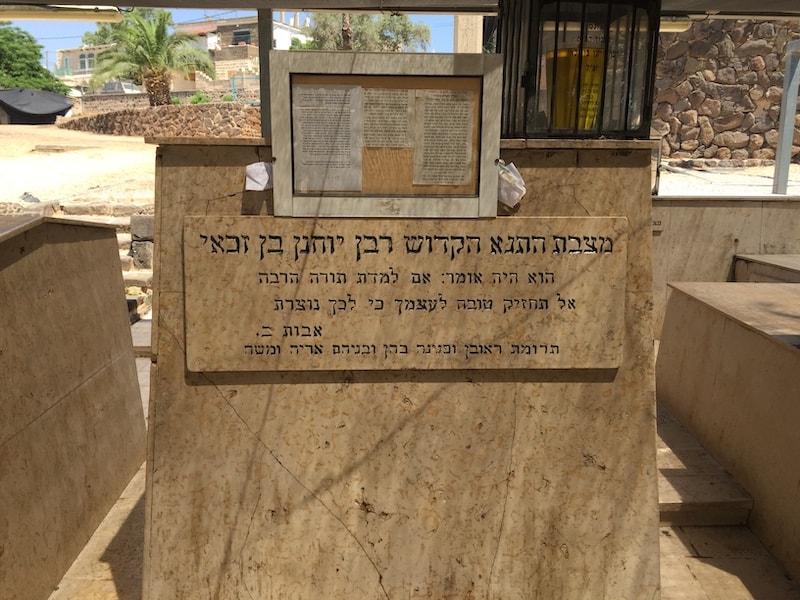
[
  {"xmin": 2, "ymin": 124, "xmax": 799, "ymax": 204},
  {"xmin": 0, "ymin": 124, "xmax": 156, "ymax": 205}
]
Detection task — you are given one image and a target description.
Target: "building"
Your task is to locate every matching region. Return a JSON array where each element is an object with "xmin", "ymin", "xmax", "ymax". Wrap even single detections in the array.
[
  {"xmin": 54, "ymin": 43, "xmax": 113, "ymax": 91},
  {"xmin": 175, "ymin": 13, "xmax": 309, "ymax": 81},
  {"xmin": 53, "ymin": 14, "xmax": 309, "ymax": 95}
]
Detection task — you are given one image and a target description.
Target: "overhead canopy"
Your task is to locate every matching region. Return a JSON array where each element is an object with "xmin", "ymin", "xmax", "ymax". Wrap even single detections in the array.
[
  {"xmin": 0, "ymin": 88, "xmax": 72, "ymax": 124},
  {"xmin": 0, "ymin": 4, "xmax": 121, "ymax": 21},
  {"xmin": 2, "ymin": 0, "xmax": 799, "ymax": 17}
]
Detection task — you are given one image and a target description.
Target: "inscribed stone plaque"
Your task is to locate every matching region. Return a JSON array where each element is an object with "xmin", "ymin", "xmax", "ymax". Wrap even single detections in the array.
[{"xmin": 183, "ymin": 217, "xmax": 627, "ymax": 371}]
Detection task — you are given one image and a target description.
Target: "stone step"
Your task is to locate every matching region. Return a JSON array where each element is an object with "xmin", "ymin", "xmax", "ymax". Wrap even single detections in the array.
[
  {"xmin": 734, "ymin": 253, "xmax": 800, "ymax": 283},
  {"xmin": 130, "ymin": 317, "xmax": 152, "ymax": 357},
  {"xmin": 657, "ymin": 403, "xmax": 753, "ymax": 526},
  {"xmin": 123, "ymin": 269, "xmax": 153, "ymax": 289},
  {"xmin": 117, "ymin": 232, "xmax": 132, "ymax": 252},
  {"xmin": 125, "ymin": 271, "xmax": 153, "ymax": 329},
  {"xmin": 126, "ymin": 297, "xmax": 140, "ymax": 325}
]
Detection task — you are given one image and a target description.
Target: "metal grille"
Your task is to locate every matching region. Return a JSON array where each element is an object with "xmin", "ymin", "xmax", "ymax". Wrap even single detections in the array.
[{"xmin": 498, "ymin": 0, "xmax": 660, "ymax": 139}]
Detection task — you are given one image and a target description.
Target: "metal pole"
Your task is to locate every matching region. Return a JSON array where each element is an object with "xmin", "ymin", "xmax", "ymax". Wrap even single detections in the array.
[
  {"xmin": 258, "ymin": 8, "xmax": 273, "ymax": 140},
  {"xmin": 773, "ymin": 39, "xmax": 800, "ymax": 194}
]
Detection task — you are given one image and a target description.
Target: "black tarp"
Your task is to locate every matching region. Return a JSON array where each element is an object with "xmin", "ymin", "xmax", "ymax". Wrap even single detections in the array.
[{"xmin": 0, "ymin": 88, "xmax": 72, "ymax": 125}]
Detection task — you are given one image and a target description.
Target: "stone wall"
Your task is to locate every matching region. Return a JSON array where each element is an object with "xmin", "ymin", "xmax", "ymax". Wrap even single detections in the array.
[
  {"xmin": 58, "ymin": 102, "xmax": 262, "ymax": 138},
  {"xmin": 74, "ymin": 93, "xmax": 151, "ymax": 115},
  {"xmin": 654, "ymin": 19, "xmax": 800, "ymax": 165},
  {"xmin": 215, "ymin": 59, "xmax": 260, "ymax": 79},
  {"xmin": 75, "ymin": 90, "xmax": 241, "ymax": 116}
]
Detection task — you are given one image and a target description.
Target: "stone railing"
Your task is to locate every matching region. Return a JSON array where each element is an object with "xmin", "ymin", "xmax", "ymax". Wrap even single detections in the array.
[
  {"xmin": 58, "ymin": 102, "xmax": 262, "ymax": 138},
  {"xmin": 654, "ymin": 19, "xmax": 800, "ymax": 165}
]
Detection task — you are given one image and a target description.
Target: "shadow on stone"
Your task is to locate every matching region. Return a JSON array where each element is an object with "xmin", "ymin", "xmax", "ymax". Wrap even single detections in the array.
[{"xmin": 101, "ymin": 492, "xmax": 145, "ymax": 600}]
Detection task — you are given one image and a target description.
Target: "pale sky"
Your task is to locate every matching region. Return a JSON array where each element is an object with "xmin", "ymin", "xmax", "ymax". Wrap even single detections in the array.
[{"xmin": 9, "ymin": 10, "xmax": 455, "ymax": 71}]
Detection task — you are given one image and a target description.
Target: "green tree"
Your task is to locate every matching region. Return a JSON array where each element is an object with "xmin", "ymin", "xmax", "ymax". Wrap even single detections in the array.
[
  {"xmin": 0, "ymin": 22, "xmax": 69, "ymax": 94},
  {"xmin": 81, "ymin": 8, "xmax": 160, "ymax": 46},
  {"xmin": 301, "ymin": 13, "xmax": 430, "ymax": 52},
  {"xmin": 92, "ymin": 9, "xmax": 214, "ymax": 106},
  {"xmin": 289, "ymin": 37, "xmax": 316, "ymax": 50},
  {"xmin": 375, "ymin": 14, "xmax": 431, "ymax": 52}
]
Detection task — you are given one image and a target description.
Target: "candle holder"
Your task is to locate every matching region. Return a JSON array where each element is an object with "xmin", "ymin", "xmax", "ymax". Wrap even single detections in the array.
[{"xmin": 499, "ymin": 0, "xmax": 660, "ymax": 138}]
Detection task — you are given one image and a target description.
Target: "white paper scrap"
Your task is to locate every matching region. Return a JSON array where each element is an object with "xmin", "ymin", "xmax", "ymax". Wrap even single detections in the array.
[{"xmin": 245, "ymin": 161, "xmax": 273, "ymax": 191}]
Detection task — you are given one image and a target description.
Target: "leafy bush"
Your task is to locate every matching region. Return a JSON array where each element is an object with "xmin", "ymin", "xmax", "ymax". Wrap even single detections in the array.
[
  {"xmin": 171, "ymin": 97, "xmax": 182, "ymax": 105},
  {"xmin": 189, "ymin": 91, "xmax": 210, "ymax": 104},
  {"xmin": 221, "ymin": 93, "xmax": 234, "ymax": 102}
]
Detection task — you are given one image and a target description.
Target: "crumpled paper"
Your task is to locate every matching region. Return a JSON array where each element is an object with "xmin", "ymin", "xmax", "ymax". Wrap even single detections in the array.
[
  {"xmin": 497, "ymin": 160, "xmax": 526, "ymax": 209},
  {"xmin": 245, "ymin": 161, "xmax": 273, "ymax": 191}
]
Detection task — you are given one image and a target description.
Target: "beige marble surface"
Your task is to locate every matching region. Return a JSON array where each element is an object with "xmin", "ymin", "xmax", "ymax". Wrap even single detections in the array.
[
  {"xmin": 666, "ymin": 282, "xmax": 800, "ymax": 338},
  {"xmin": 650, "ymin": 197, "xmax": 800, "ymax": 336},
  {"xmin": 735, "ymin": 254, "xmax": 800, "ymax": 272},
  {"xmin": 657, "ymin": 283, "xmax": 800, "ymax": 583},
  {"xmin": 183, "ymin": 216, "xmax": 627, "ymax": 371},
  {"xmin": 146, "ymin": 142, "xmax": 659, "ymax": 599},
  {"xmin": 734, "ymin": 254, "xmax": 800, "ymax": 284},
  {"xmin": 0, "ymin": 219, "xmax": 146, "ymax": 600}
]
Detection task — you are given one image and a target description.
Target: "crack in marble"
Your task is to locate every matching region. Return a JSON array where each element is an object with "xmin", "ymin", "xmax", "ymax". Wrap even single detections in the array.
[
  {"xmin": 240, "ymin": 487, "xmax": 263, "ymax": 600},
  {"xmin": 488, "ymin": 384, "xmax": 519, "ymax": 592},
  {"xmin": 206, "ymin": 376, "xmax": 390, "ymax": 599}
]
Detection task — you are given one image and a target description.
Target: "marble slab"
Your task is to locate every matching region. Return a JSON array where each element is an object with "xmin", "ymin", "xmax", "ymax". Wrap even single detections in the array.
[
  {"xmin": 146, "ymin": 141, "xmax": 660, "ymax": 600},
  {"xmin": 184, "ymin": 216, "xmax": 627, "ymax": 371},
  {"xmin": 0, "ymin": 218, "xmax": 145, "ymax": 600}
]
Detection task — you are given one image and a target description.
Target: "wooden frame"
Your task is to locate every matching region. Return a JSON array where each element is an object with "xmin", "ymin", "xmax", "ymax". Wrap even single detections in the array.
[{"xmin": 269, "ymin": 51, "xmax": 502, "ymax": 217}]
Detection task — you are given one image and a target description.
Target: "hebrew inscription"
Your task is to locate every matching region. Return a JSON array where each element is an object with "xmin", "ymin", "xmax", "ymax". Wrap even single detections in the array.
[{"xmin": 184, "ymin": 217, "xmax": 628, "ymax": 371}]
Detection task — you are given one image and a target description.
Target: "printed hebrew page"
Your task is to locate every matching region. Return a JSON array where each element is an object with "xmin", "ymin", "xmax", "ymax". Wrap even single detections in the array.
[
  {"xmin": 292, "ymin": 84, "xmax": 363, "ymax": 192},
  {"xmin": 362, "ymin": 88, "xmax": 414, "ymax": 148},
  {"xmin": 412, "ymin": 89, "xmax": 475, "ymax": 186}
]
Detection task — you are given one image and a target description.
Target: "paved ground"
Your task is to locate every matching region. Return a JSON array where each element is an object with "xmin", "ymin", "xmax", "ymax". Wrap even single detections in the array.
[{"xmin": 657, "ymin": 161, "xmax": 800, "ymax": 196}]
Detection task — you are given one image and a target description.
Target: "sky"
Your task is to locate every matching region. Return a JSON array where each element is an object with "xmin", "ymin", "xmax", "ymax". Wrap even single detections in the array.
[{"xmin": 10, "ymin": 10, "xmax": 455, "ymax": 72}]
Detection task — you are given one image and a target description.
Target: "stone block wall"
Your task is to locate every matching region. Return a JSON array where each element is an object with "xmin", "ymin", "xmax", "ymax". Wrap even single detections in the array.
[
  {"xmin": 58, "ymin": 102, "xmax": 262, "ymax": 138},
  {"xmin": 654, "ymin": 19, "xmax": 800, "ymax": 165},
  {"xmin": 75, "ymin": 93, "xmax": 151, "ymax": 115},
  {"xmin": 215, "ymin": 59, "xmax": 260, "ymax": 79},
  {"xmin": 75, "ymin": 90, "xmax": 237, "ymax": 116},
  {"xmin": 130, "ymin": 214, "xmax": 154, "ymax": 270}
]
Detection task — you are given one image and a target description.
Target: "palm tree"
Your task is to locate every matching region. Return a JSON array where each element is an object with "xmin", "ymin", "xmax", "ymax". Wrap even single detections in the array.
[{"xmin": 93, "ymin": 10, "xmax": 215, "ymax": 106}]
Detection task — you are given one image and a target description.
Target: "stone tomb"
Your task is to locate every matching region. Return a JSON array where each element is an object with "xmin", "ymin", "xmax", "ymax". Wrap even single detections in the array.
[
  {"xmin": 0, "ymin": 215, "xmax": 145, "ymax": 600},
  {"xmin": 145, "ymin": 139, "xmax": 659, "ymax": 599}
]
